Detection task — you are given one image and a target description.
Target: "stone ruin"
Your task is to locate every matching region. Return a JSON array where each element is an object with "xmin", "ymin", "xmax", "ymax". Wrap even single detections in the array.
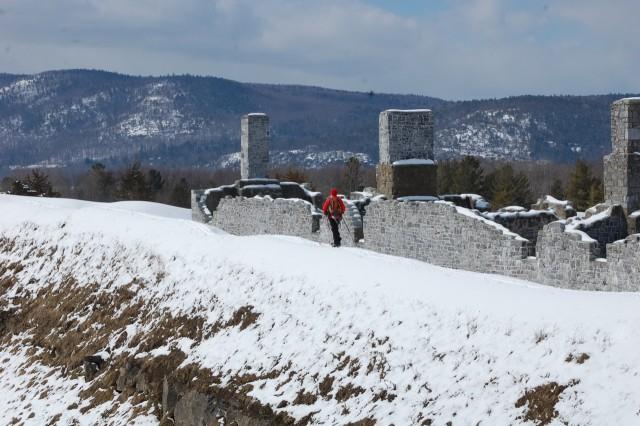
[
  {"xmin": 191, "ymin": 99, "xmax": 640, "ymax": 292},
  {"xmin": 241, "ymin": 113, "xmax": 270, "ymax": 180},
  {"xmin": 604, "ymin": 98, "xmax": 640, "ymax": 214},
  {"xmin": 376, "ymin": 109, "xmax": 437, "ymax": 199}
]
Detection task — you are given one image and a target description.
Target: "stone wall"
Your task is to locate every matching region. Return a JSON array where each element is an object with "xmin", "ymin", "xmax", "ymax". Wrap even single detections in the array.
[
  {"xmin": 191, "ymin": 180, "xmax": 323, "ymax": 225},
  {"xmin": 606, "ymin": 234, "xmax": 640, "ymax": 291},
  {"xmin": 379, "ymin": 109, "xmax": 434, "ymax": 163},
  {"xmin": 240, "ymin": 113, "xmax": 270, "ymax": 180},
  {"xmin": 360, "ymin": 200, "xmax": 637, "ymax": 291},
  {"xmin": 567, "ymin": 204, "xmax": 627, "ymax": 257},
  {"xmin": 535, "ymin": 222, "xmax": 608, "ymax": 290},
  {"xmin": 190, "ymin": 189, "xmax": 209, "ymax": 223},
  {"xmin": 362, "ymin": 201, "xmax": 532, "ymax": 277},
  {"xmin": 483, "ymin": 210, "xmax": 558, "ymax": 249},
  {"xmin": 212, "ymin": 197, "xmax": 321, "ymax": 238},
  {"xmin": 202, "ymin": 197, "xmax": 640, "ymax": 292}
]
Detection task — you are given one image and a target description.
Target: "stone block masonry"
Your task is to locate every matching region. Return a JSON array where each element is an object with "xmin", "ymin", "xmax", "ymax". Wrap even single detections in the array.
[
  {"xmin": 362, "ymin": 200, "xmax": 639, "ymax": 291},
  {"xmin": 376, "ymin": 162, "xmax": 438, "ymax": 199},
  {"xmin": 604, "ymin": 98, "xmax": 640, "ymax": 213},
  {"xmin": 535, "ymin": 222, "xmax": 608, "ymax": 291},
  {"xmin": 241, "ymin": 113, "xmax": 270, "ymax": 180},
  {"xmin": 379, "ymin": 110, "xmax": 434, "ymax": 163},
  {"xmin": 377, "ymin": 110, "xmax": 437, "ymax": 198},
  {"xmin": 212, "ymin": 197, "xmax": 321, "ymax": 239},
  {"xmin": 363, "ymin": 201, "xmax": 532, "ymax": 277},
  {"xmin": 199, "ymin": 195, "xmax": 640, "ymax": 291}
]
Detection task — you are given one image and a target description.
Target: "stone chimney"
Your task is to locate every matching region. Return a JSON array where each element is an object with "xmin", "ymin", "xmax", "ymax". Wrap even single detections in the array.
[
  {"xmin": 376, "ymin": 109, "xmax": 437, "ymax": 199},
  {"xmin": 240, "ymin": 113, "xmax": 270, "ymax": 180},
  {"xmin": 604, "ymin": 98, "xmax": 640, "ymax": 213}
]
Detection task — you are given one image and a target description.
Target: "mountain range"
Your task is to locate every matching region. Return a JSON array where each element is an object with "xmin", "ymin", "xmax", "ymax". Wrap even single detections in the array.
[{"xmin": 0, "ymin": 69, "xmax": 635, "ymax": 170}]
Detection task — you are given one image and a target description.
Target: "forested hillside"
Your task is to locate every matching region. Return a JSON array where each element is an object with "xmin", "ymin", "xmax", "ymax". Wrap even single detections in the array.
[{"xmin": 0, "ymin": 70, "xmax": 635, "ymax": 170}]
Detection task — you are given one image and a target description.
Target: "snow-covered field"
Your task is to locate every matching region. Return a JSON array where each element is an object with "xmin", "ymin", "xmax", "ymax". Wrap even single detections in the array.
[{"xmin": 0, "ymin": 195, "xmax": 639, "ymax": 425}]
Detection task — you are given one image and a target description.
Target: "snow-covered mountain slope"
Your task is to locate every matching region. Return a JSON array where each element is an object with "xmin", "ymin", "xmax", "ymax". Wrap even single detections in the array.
[
  {"xmin": 1, "ymin": 195, "xmax": 639, "ymax": 425},
  {"xmin": 0, "ymin": 70, "xmax": 635, "ymax": 170},
  {"xmin": 215, "ymin": 147, "xmax": 373, "ymax": 169}
]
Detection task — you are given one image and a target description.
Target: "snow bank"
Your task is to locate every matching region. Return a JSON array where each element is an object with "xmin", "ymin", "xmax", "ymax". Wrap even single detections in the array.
[{"xmin": 1, "ymin": 195, "xmax": 640, "ymax": 425}]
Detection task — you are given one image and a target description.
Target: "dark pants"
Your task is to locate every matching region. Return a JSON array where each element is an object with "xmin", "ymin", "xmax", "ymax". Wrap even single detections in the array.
[{"xmin": 329, "ymin": 217, "xmax": 341, "ymax": 246}]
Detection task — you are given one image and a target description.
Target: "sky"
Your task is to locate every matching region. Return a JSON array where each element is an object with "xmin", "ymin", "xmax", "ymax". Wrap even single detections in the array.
[{"xmin": 0, "ymin": 0, "xmax": 638, "ymax": 100}]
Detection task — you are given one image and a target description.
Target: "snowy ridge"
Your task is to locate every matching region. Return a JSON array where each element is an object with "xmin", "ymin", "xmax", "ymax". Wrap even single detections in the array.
[
  {"xmin": 215, "ymin": 146, "xmax": 373, "ymax": 169},
  {"xmin": 1, "ymin": 195, "xmax": 640, "ymax": 424}
]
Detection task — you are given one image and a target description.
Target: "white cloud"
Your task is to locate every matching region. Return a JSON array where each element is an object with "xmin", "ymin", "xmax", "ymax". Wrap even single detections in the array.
[{"xmin": 0, "ymin": 0, "xmax": 637, "ymax": 99}]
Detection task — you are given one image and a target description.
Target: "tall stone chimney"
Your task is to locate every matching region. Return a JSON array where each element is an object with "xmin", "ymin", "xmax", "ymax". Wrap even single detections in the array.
[
  {"xmin": 376, "ymin": 109, "xmax": 437, "ymax": 199},
  {"xmin": 604, "ymin": 98, "xmax": 640, "ymax": 213},
  {"xmin": 240, "ymin": 113, "xmax": 270, "ymax": 180}
]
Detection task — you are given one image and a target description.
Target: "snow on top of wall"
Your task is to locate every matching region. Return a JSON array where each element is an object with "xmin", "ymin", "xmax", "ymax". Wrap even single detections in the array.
[
  {"xmin": 434, "ymin": 201, "xmax": 528, "ymax": 241},
  {"xmin": 383, "ymin": 109, "xmax": 431, "ymax": 113},
  {"xmin": 241, "ymin": 184, "xmax": 281, "ymax": 191},
  {"xmin": 544, "ymin": 195, "xmax": 571, "ymax": 207},
  {"xmin": 245, "ymin": 194, "xmax": 321, "ymax": 215},
  {"xmin": 460, "ymin": 193, "xmax": 484, "ymax": 201},
  {"xmin": 484, "ymin": 209, "xmax": 555, "ymax": 221},
  {"xmin": 569, "ymin": 206, "xmax": 613, "ymax": 229},
  {"xmin": 392, "ymin": 159, "xmax": 436, "ymax": 166},
  {"xmin": 397, "ymin": 196, "xmax": 439, "ymax": 202},
  {"xmin": 280, "ymin": 182, "xmax": 322, "ymax": 198},
  {"xmin": 499, "ymin": 206, "xmax": 526, "ymax": 212}
]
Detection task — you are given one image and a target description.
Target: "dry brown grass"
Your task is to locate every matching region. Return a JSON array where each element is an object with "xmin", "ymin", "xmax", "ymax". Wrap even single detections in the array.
[
  {"xmin": 335, "ymin": 383, "xmax": 366, "ymax": 402},
  {"xmin": 515, "ymin": 381, "xmax": 577, "ymax": 425},
  {"xmin": 318, "ymin": 375, "xmax": 334, "ymax": 398},
  {"xmin": 565, "ymin": 353, "xmax": 590, "ymax": 364}
]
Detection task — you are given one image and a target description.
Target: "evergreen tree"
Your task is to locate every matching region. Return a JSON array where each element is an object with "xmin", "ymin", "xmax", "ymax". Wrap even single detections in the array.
[
  {"xmin": 146, "ymin": 169, "xmax": 164, "ymax": 200},
  {"xmin": 549, "ymin": 178, "xmax": 565, "ymax": 199},
  {"xmin": 117, "ymin": 162, "xmax": 148, "ymax": 200},
  {"xmin": 589, "ymin": 178, "xmax": 604, "ymax": 206},
  {"xmin": 0, "ymin": 177, "xmax": 13, "ymax": 193},
  {"xmin": 90, "ymin": 163, "xmax": 115, "ymax": 201},
  {"xmin": 169, "ymin": 177, "xmax": 191, "ymax": 208},
  {"xmin": 486, "ymin": 165, "xmax": 532, "ymax": 209},
  {"xmin": 25, "ymin": 169, "xmax": 59, "ymax": 197},
  {"xmin": 10, "ymin": 179, "xmax": 30, "ymax": 196},
  {"xmin": 566, "ymin": 160, "xmax": 597, "ymax": 211},
  {"xmin": 274, "ymin": 167, "xmax": 308, "ymax": 184},
  {"xmin": 437, "ymin": 160, "xmax": 456, "ymax": 194},
  {"xmin": 342, "ymin": 157, "xmax": 361, "ymax": 193},
  {"xmin": 452, "ymin": 156, "xmax": 485, "ymax": 195}
]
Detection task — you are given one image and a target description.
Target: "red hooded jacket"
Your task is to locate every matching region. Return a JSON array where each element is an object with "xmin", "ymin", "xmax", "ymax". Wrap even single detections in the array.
[{"xmin": 322, "ymin": 189, "xmax": 346, "ymax": 218}]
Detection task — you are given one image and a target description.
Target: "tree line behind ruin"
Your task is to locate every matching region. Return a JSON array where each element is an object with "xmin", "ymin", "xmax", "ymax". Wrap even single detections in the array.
[{"xmin": 0, "ymin": 156, "xmax": 603, "ymax": 211}]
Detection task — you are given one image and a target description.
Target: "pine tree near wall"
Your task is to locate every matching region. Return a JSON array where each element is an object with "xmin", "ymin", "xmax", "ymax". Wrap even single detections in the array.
[
  {"xmin": 437, "ymin": 160, "xmax": 455, "ymax": 194},
  {"xmin": 549, "ymin": 178, "xmax": 565, "ymax": 199},
  {"xmin": 486, "ymin": 165, "xmax": 532, "ymax": 210},
  {"xmin": 452, "ymin": 156, "xmax": 486, "ymax": 195},
  {"xmin": 566, "ymin": 160, "xmax": 602, "ymax": 211},
  {"xmin": 437, "ymin": 156, "xmax": 486, "ymax": 196}
]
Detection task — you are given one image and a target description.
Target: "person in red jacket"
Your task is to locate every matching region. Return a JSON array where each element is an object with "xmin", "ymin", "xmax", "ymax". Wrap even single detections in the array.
[{"xmin": 322, "ymin": 188, "xmax": 346, "ymax": 247}]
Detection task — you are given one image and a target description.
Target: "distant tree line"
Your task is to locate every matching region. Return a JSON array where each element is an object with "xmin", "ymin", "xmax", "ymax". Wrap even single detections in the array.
[
  {"xmin": 438, "ymin": 156, "xmax": 603, "ymax": 210},
  {"xmin": 1, "ymin": 169, "xmax": 61, "ymax": 198},
  {"xmin": 0, "ymin": 156, "xmax": 605, "ymax": 212},
  {"xmin": 1, "ymin": 163, "xmax": 239, "ymax": 208}
]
